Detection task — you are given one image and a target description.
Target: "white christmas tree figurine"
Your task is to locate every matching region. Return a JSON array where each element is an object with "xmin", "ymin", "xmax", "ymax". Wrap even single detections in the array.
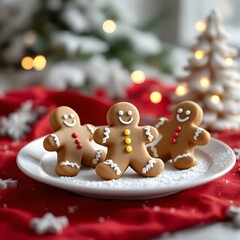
[{"xmin": 172, "ymin": 9, "xmax": 240, "ymax": 131}]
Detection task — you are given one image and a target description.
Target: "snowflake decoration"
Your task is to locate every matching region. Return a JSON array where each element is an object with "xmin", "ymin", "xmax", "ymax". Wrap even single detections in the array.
[
  {"xmin": 29, "ymin": 212, "xmax": 69, "ymax": 235},
  {"xmin": 227, "ymin": 205, "xmax": 240, "ymax": 227},
  {"xmin": 0, "ymin": 100, "xmax": 47, "ymax": 140},
  {"xmin": 233, "ymin": 148, "xmax": 240, "ymax": 160},
  {"xmin": 0, "ymin": 178, "xmax": 18, "ymax": 189}
]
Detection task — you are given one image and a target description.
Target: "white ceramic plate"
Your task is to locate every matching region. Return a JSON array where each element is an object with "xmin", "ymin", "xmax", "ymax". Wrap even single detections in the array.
[{"xmin": 17, "ymin": 137, "xmax": 236, "ymax": 200}]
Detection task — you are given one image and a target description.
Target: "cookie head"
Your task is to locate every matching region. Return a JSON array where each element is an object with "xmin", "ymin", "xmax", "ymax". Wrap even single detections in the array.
[
  {"xmin": 50, "ymin": 106, "xmax": 80, "ymax": 130},
  {"xmin": 107, "ymin": 102, "xmax": 140, "ymax": 126},
  {"xmin": 173, "ymin": 101, "xmax": 203, "ymax": 125}
]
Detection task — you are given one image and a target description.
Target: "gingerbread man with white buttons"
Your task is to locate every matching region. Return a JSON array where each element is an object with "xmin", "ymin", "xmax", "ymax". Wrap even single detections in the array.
[
  {"xmin": 148, "ymin": 101, "xmax": 210, "ymax": 170},
  {"xmin": 43, "ymin": 106, "xmax": 106, "ymax": 176},
  {"xmin": 93, "ymin": 102, "xmax": 164, "ymax": 180}
]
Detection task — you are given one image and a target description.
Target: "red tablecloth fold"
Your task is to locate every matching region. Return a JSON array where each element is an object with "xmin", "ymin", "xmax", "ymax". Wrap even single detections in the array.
[{"xmin": 0, "ymin": 85, "xmax": 240, "ymax": 240}]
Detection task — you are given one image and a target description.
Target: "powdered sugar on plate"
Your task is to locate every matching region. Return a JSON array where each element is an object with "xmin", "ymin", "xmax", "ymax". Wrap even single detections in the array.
[
  {"xmin": 59, "ymin": 154, "xmax": 209, "ymax": 190},
  {"xmin": 17, "ymin": 137, "xmax": 236, "ymax": 199}
]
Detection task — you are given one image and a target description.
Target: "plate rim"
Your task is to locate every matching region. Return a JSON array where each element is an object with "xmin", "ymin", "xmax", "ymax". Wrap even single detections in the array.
[{"xmin": 17, "ymin": 136, "xmax": 236, "ymax": 199}]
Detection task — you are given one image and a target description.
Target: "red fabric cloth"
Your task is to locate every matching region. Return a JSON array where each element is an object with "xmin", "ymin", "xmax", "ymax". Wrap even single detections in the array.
[{"xmin": 0, "ymin": 85, "xmax": 240, "ymax": 240}]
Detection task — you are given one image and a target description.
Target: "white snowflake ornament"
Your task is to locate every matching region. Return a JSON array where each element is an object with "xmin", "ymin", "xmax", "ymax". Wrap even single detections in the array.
[
  {"xmin": 227, "ymin": 205, "xmax": 240, "ymax": 227},
  {"xmin": 0, "ymin": 178, "xmax": 18, "ymax": 189},
  {"xmin": 0, "ymin": 100, "xmax": 47, "ymax": 140},
  {"xmin": 29, "ymin": 213, "xmax": 69, "ymax": 235}
]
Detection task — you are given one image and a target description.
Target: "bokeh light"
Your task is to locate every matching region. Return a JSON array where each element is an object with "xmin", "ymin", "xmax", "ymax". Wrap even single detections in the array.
[
  {"xmin": 195, "ymin": 20, "xmax": 207, "ymax": 32},
  {"xmin": 150, "ymin": 91, "xmax": 162, "ymax": 104},
  {"xmin": 21, "ymin": 56, "xmax": 33, "ymax": 70},
  {"xmin": 33, "ymin": 55, "xmax": 47, "ymax": 71},
  {"xmin": 130, "ymin": 70, "xmax": 145, "ymax": 84},
  {"xmin": 102, "ymin": 20, "xmax": 117, "ymax": 33},
  {"xmin": 175, "ymin": 85, "xmax": 188, "ymax": 96},
  {"xmin": 200, "ymin": 77, "xmax": 210, "ymax": 88},
  {"xmin": 210, "ymin": 95, "xmax": 221, "ymax": 104}
]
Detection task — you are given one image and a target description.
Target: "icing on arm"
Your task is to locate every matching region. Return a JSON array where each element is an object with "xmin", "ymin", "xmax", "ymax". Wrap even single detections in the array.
[
  {"xmin": 144, "ymin": 126, "xmax": 154, "ymax": 142},
  {"xmin": 86, "ymin": 124, "xmax": 95, "ymax": 134},
  {"xmin": 193, "ymin": 128, "xmax": 203, "ymax": 141},
  {"xmin": 155, "ymin": 118, "xmax": 165, "ymax": 129},
  {"xmin": 50, "ymin": 134, "xmax": 60, "ymax": 147},
  {"xmin": 102, "ymin": 127, "xmax": 110, "ymax": 143}
]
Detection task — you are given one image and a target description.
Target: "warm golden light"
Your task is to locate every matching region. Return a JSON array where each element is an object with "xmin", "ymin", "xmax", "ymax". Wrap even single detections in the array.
[
  {"xmin": 175, "ymin": 85, "xmax": 188, "ymax": 96},
  {"xmin": 200, "ymin": 77, "xmax": 210, "ymax": 88},
  {"xmin": 195, "ymin": 20, "xmax": 207, "ymax": 32},
  {"xmin": 102, "ymin": 19, "xmax": 117, "ymax": 33},
  {"xmin": 130, "ymin": 70, "xmax": 145, "ymax": 84},
  {"xmin": 210, "ymin": 95, "xmax": 221, "ymax": 104},
  {"xmin": 21, "ymin": 56, "xmax": 33, "ymax": 70},
  {"xmin": 225, "ymin": 57, "xmax": 233, "ymax": 65},
  {"xmin": 194, "ymin": 50, "xmax": 205, "ymax": 60},
  {"xmin": 33, "ymin": 55, "xmax": 47, "ymax": 71},
  {"xmin": 150, "ymin": 91, "xmax": 162, "ymax": 104}
]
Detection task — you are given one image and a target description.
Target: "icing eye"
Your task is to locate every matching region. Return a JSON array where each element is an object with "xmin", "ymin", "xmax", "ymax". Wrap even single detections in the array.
[
  {"xmin": 62, "ymin": 114, "xmax": 68, "ymax": 120},
  {"xmin": 127, "ymin": 110, "xmax": 132, "ymax": 116},
  {"xmin": 185, "ymin": 110, "xmax": 191, "ymax": 115},
  {"xmin": 69, "ymin": 114, "xmax": 74, "ymax": 119},
  {"xmin": 177, "ymin": 108, "xmax": 183, "ymax": 114},
  {"xmin": 118, "ymin": 110, "xmax": 124, "ymax": 116}
]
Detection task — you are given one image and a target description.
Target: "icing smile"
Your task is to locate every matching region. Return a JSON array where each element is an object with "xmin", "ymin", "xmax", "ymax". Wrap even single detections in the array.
[
  {"xmin": 118, "ymin": 110, "xmax": 134, "ymax": 125},
  {"xmin": 118, "ymin": 116, "xmax": 134, "ymax": 125},
  {"xmin": 62, "ymin": 113, "xmax": 77, "ymax": 127},
  {"xmin": 176, "ymin": 108, "xmax": 191, "ymax": 123}
]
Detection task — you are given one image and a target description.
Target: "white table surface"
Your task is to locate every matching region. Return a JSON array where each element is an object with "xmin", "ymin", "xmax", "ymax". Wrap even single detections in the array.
[{"xmin": 155, "ymin": 221, "xmax": 240, "ymax": 240}]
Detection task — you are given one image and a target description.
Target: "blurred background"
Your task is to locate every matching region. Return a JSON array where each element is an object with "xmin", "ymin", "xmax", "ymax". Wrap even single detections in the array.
[{"xmin": 0, "ymin": 0, "xmax": 239, "ymax": 98}]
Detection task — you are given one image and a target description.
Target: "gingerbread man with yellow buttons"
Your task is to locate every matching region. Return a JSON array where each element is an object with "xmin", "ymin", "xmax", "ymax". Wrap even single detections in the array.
[
  {"xmin": 93, "ymin": 102, "xmax": 164, "ymax": 180},
  {"xmin": 43, "ymin": 106, "xmax": 106, "ymax": 177},
  {"xmin": 148, "ymin": 101, "xmax": 210, "ymax": 170}
]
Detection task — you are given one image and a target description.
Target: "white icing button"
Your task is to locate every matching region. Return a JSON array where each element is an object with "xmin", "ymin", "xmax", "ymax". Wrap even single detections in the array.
[{"xmin": 69, "ymin": 114, "xmax": 74, "ymax": 119}]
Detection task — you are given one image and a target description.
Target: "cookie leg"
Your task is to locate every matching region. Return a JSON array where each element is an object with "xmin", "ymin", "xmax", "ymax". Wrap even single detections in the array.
[
  {"xmin": 96, "ymin": 159, "xmax": 129, "ymax": 180},
  {"xmin": 131, "ymin": 157, "xmax": 164, "ymax": 177},
  {"xmin": 172, "ymin": 152, "xmax": 197, "ymax": 170},
  {"xmin": 82, "ymin": 150, "xmax": 106, "ymax": 168},
  {"xmin": 56, "ymin": 160, "xmax": 81, "ymax": 177}
]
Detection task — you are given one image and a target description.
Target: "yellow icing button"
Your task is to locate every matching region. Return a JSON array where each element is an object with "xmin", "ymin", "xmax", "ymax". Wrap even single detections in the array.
[
  {"xmin": 125, "ymin": 138, "xmax": 131, "ymax": 144},
  {"xmin": 126, "ymin": 146, "xmax": 132, "ymax": 153},
  {"xmin": 124, "ymin": 129, "xmax": 130, "ymax": 136}
]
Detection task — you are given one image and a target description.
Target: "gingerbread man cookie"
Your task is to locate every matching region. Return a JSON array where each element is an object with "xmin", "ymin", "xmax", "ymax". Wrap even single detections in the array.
[
  {"xmin": 43, "ymin": 106, "xmax": 106, "ymax": 176},
  {"xmin": 93, "ymin": 102, "xmax": 164, "ymax": 180},
  {"xmin": 149, "ymin": 101, "xmax": 210, "ymax": 170}
]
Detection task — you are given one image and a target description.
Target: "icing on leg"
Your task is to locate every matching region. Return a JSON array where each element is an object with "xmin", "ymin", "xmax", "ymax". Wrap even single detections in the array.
[
  {"xmin": 172, "ymin": 153, "xmax": 196, "ymax": 170},
  {"xmin": 60, "ymin": 160, "xmax": 80, "ymax": 169},
  {"xmin": 142, "ymin": 158, "xmax": 156, "ymax": 174},
  {"xmin": 173, "ymin": 153, "xmax": 191, "ymax": 163},
  {"xmin": 104, "ymin": 160, "xmax": 121, "ymax": 175}
]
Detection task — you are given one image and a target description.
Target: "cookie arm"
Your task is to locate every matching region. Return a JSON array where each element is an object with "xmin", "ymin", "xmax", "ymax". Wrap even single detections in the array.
[
  {"xmin": 93, "ymin": 127, "xmax": 111, "ymax": 146},
  {"xmin": 43, "ymin": 132, "xmax": 62, "ymax": 151},
  {"xmin": 83, "ymin": 124, "xmax": 96, "ymax": 140},
  {"xmin": 143, "ymin": 126, "xmax": 158, "ymax": 144},
  {"xmin": 192, "ymin": 127, "xmax": 210, "ymax": 145},
  {"xmin": 154, "ymin": 117, "xmax": 169, "ymax": 134}
]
